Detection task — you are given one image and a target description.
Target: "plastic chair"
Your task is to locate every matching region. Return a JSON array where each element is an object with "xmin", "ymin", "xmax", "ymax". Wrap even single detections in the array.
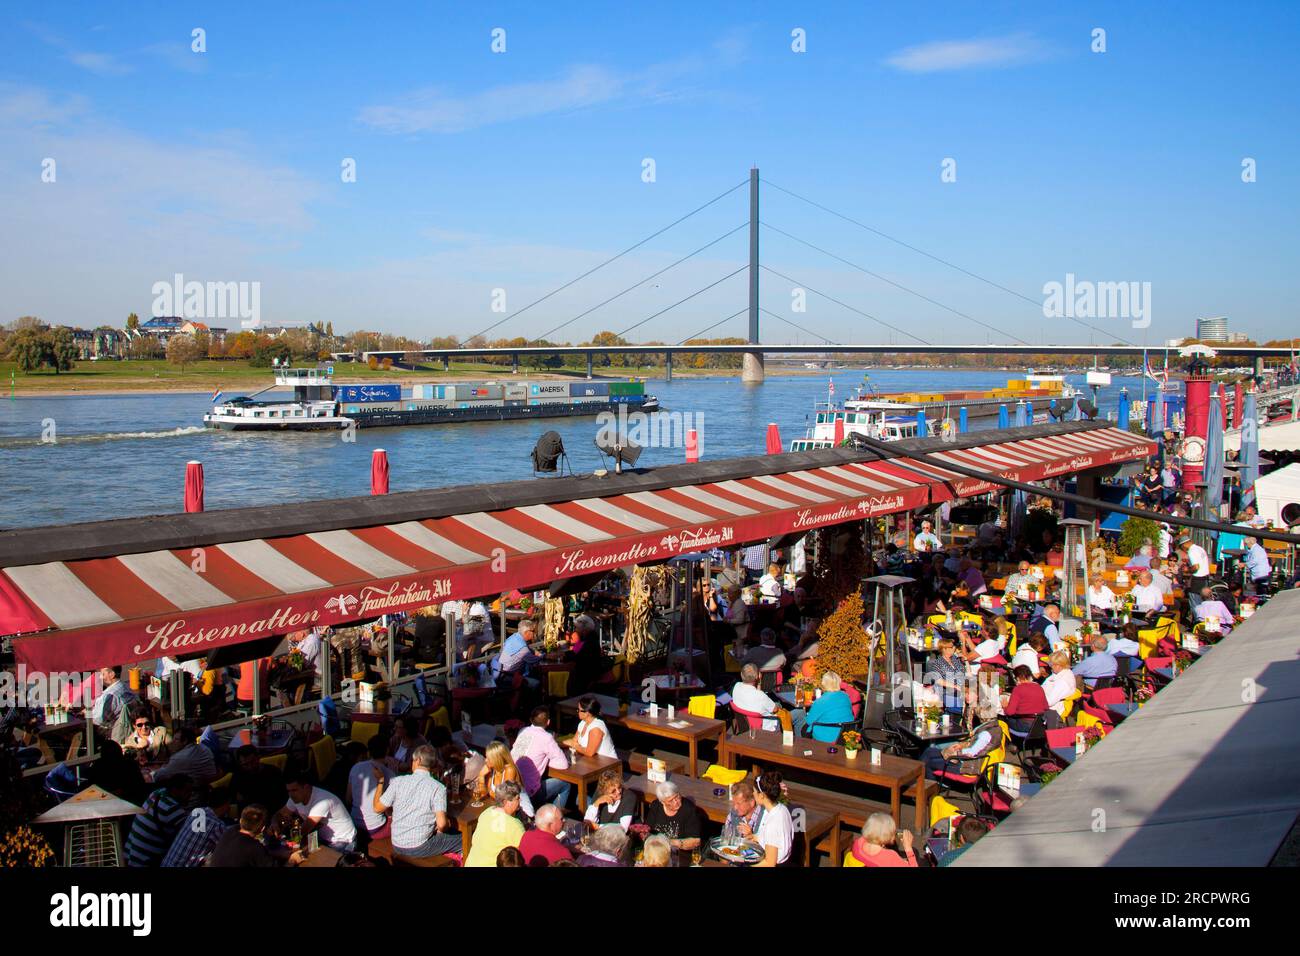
[
  {"xmin": 934, "ymin": 722, "xmax": 1006, "ymax": 796},
  {"xmin": 1074, "ymin": 711, "xmax": 1109, "ymax": 735},
  {"xmin": 307, "ymin": 735, "xmax": 337, "ymax": 782},
  {"xmin": 546, "ymin": 670, "xmax": 570, "ymax": 699},
  {"xmin": 1060, "ymin": 690, "xmax": 1083, "ymax": 721},
  {"xmin": 687, "ymin": 695, "xmax": 717, "ymax": 720},
  {"xmin": 930, "ymin": 793, "xmax": 962, "ymax": 828},
  {"xmin": 260, "ymin": 753, "xmax": 288, "ymax": 772},
  {"xmin": 427, "ymin": 705, "xmax": 452, "ymax": 734},
  {"xmin": 730, "ymin": 704, "xmax": 766, "ymax": 732},
  {"xmin": 702, "ymin": 764, "xmax": 748, "ymax": 786},
  {"xmin": 350, "ymin": 721, "xmax": 381, "ymax": 746},
  {"xmin": 318, "ymin": 697, "xmax": 342, "ymax": 737}
]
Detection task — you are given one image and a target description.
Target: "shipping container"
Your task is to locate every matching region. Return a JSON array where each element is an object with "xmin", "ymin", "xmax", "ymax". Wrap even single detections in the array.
[
  {"xmin": 345, "ymin": 402, "xmax": 402, "ymax": 413},
  {"xmin": 609, "ymin": 381, "xmax": 645, "ymax": 395},
  {"xmin": 335, "ymin": 384, "xmax": 401, "ymax": 403},
  {"xmin": 570, "ymin": 382, "xmax": 611, "ymax": 397},
  {"xmin": 530, "ymin": 382, "xmax": 569, "ymax": 397},
  {"xmin": 504, "ymin": 384, "xmax": 529, "ymax": 399}
]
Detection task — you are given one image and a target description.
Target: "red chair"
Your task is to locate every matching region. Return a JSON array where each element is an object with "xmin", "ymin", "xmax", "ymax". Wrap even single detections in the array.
[
  {"xmin": 842, "ymin": 682, "xmax": 863, "ymax": 719},
  {"xmin": 1044, "ymin": 727, "xmax": 1081, "ymax": 750},
  {"xmin": 730, "ymin": 704, "xmax": 766, "ymax": 732},
  {"xmin": 1090, "ymin": 687, "xmax": 1127, "ymax": 707},
  {"xmin": 1077, "ymin": 699, "xmax": 1114, "ymax": 728}
]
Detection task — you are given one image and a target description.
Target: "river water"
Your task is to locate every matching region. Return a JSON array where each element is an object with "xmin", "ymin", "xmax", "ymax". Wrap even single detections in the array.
[{"xmin": 0, "ymin": 370, "xmax": 1146, "ymax": 529}]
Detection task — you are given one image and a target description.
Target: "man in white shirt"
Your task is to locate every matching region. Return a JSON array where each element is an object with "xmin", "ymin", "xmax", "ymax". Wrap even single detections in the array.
[
  {"xmin": 292, "ymin": 629, "xmax": 324, "ymax": 690},
  {"xmin": 1087, "ymin": 581, "xmax": 1116, "ymax": 613},
  {"xmin": 1004, "ymin": 562, "xmax": 1035, "ymax": 597},
  {"xmin": 284, "ymin": 773, "xmax": 358, "ymax": 852},
  {"xmin": 913, "ymin": 520, "xmax": 941, "ymax": 553},
  {"xmin": 730, "ymin": 664, "xmax": 780, "ymax": 731},
  {"xmin": 1128, "ymin": 571, "xmax": 1165, "ymax": 615},
  {"xmin": 1179, "ymin": 539, "xmax": 1211, "ymax": 593},
  {"xmin": 1106, "ymin": 632, "xmax": 1141, "ymax": 657},
  {"xmin": 1148, "ymin": 559, "xmax": 1174, "ymax": 596},
  {"xmin": 757, "ymin": 563, "xmax": 783, "ymax": 605}
]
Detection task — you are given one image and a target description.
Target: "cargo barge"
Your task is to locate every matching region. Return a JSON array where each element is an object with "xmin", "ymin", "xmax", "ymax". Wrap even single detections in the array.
[
  {"xmin": 842, "ymin": 373, "xmax": 1079, "ymax": 422},
  {"xmin": 203, "ymin": 367, "xmax": 659, "ymax": 431}
]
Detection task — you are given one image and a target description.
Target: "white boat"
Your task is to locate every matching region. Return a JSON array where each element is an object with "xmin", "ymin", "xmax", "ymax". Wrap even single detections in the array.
[
  {"xmin": 204, "ymin": 368, "xmax": 353, "ymax": 431},
  {"xmin": 789, "ymin": 405, "xmax": 921, "ymax": 451}
]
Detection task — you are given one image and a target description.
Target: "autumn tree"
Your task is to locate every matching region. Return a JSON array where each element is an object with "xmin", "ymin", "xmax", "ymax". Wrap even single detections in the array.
[
  {"xmin": 166, "ymin": 333, "xmax": 204, "ymax": 371},
  {"xmin": 815, "ymin": 589, "xmax": 871, "ymax": 680},
  {"xmin": 126, "ymin": 312, "xmax": 140, "ymax": 332}
]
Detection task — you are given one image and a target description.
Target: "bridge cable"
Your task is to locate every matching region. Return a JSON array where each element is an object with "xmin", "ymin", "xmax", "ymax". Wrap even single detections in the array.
[
  {"xmin": 461, "ymin": 178, "xmax": 748, "ymax": 343},
  {"xmin": 759, "ymin": 265, "xmax": 931, "ymax": 346},
  {"xmin": 614, "ymin": 267, "xmax": 748, "ymax": 339},
  {"xmin": 759, "ymin": 307, "xmax": 840, "ymax": 345},
  {"xmin": 676, "ymin": 308, "xmax": 749, "ymax": 346},
  {"xmin": 762, "ymin": 221, "xmax": 1031, "ymax": 347},
  {"xmin": 535, "ymin": 223, "xmax": 748, "ymax": 343},
  {"xmin": 762, "ymin": 178, "xmax": 1138, "ymax": 347}
]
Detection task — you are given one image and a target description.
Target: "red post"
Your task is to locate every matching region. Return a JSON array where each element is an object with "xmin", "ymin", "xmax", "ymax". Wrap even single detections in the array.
[
  {"xmin": 765, "ymin": 423, "xmax": 783, "ymax": 454},
  {"xmin": 184, "ymin": 461, "xmax": 205, "ymax": 513},
  {"xmin": 685, "ymin": 429, "xmax": 699, "ymax": 463},
  {"xmin": 1182, "ymin": 376, "xmax": 1212, "ymax": 489},
  {"xmin": 371, "ymin": 449, "xmax": 390, "ymax": 495}
]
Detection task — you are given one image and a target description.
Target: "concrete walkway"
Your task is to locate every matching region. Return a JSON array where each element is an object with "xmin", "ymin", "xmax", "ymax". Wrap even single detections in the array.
[{"xmin": 954, "ymin": 589, "xmax": 1300, "ymax": 866}]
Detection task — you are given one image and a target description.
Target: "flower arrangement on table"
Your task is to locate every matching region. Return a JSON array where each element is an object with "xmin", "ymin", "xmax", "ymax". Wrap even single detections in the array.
[
  {"xmin": 0, "ymin": 825, "xmax": 54, "ymax": 868},
  {"xmin": 1079, "ymin": 621, "xmax": 1097, "ymax": 639},
  {"xmin": 921, "ymin": 704, "xmax": 943, "ymax": 726},
  {"xmin": 1172, "ymin": 648, "xmax": 1195, "ymax": 672},
  {"xmin": 1119, "ymin": 593, "xmax": 1137, "ymax": 614},
  {"xmin": 286, "ymin": 649, "xmax": 306, "ymax": 672},
  {"xmin": 1080, "ymin": 726, "xmax": 1103, "ymax": 747},
  {"xmin": 840, "ymin": 730, "xmax": 864, "ymax": 754}
]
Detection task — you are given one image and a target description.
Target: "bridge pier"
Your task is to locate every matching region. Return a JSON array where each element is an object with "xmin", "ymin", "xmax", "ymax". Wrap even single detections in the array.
[
  {"xmin": 511, "ymin": 353, "xmax": 519, "ymax": 375},
  {"xmin": 442, "ymin": 354, "xmax": 449, "ymax": 372},
  {"xmin": 742, "ymin": 351, "xmax": 765, "ymax": 383},
  {"xmin": 1255, "ymin": 356, "xmax": 1265, "ymax": 379},
  {"xmin": 586, "ymin": 353, "xmax": 593, "ymax": 379},
  {"xmin": 665, "ymin": 352, "xmax": 673, "ymax": 383}
]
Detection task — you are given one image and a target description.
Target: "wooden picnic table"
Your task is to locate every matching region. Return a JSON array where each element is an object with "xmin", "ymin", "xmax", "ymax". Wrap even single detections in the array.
[
  {"xmin": 720, "ymin": 728, "xmax": 928, "ymax": 831},
  {"xmin": 557, "ymin": 694, "xmax": 725, "ymax": 778},
  {"xmin": 624, "ymin": 772, "xmax": 840, "ymax": 868},
  {"xmin": 545, "ymin": 752, "xmax": 622, "ymax": 811}
]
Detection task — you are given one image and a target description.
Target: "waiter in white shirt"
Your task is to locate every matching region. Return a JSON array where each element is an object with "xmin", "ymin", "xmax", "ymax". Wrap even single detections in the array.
[
  {"xmin": 912, "ymin": 520, "xmax": 941, "ymax": 553},
  {"xmin": 1178, "ymin": 538, "xmax": 1211, "ymax": 595}
]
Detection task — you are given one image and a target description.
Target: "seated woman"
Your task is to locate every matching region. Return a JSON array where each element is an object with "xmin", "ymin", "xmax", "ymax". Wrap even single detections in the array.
[
  {"xmin": 920, "ymin": 702, "xmax": 1002, "ymax": 780},
  {"xmin": 1041, "ymin": 651, "xmax": 1077, "ymax": 717},
  {"xmin": 1009, "ymin": 632, "xmax": 1047, "ymax": 678},
  {"xmin": 924, "ymin": 638, "xmax": 968, "ymax": 716},
  {"xmin": 583, "ymin": 769, "xmax": 637, "ymax": 831},
  {"xmin": 639, "ymin": 834, "xmax": 672, "ymax": 868},
  {"xmin": 578, "ymin": 824, "xmax": 629, "ymax": 867},
  {"xmin": 645, "ymin": 781, "xmax": 702, "ymax": 856},
  {"xmin": 751, "ymin": 771, "xmax": 794, "ymax": 867},
  {"xmin": 844, "ymin": 811, "xmax": 917, "ymax": 867},
  {"xmin": 569, "ymin": 695, "xmax": 619, "ymax": 760},
  {"xmin": 793, "ymin": 670, "xmax": 855, "ymax": 742},
  {"xmin": 386, "ymin": 715, "xmax": 427, "ymax": 773},
  {"xmin": 477, "ymin": 741, "xmax": 535, "ymax": 819},
  {"xmin": 1000, "ymin": 665, "xmax": 1048, "ymax": 734}
]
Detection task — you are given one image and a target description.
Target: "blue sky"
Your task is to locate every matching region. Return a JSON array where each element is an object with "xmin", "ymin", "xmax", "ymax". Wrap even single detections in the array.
[{"xmin": 2, "ymin": 1, "xmax": 1297, "ymax": 346}]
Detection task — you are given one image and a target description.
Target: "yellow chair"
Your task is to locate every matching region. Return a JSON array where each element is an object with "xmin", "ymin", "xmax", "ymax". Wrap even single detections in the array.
[
  {"xmin": 776, "ymin": 709, "xmax": 793, "ymax": 733},
  {"xmin": 687, "ymin": 695, "xmax": 716, "ymax": 720},
  {"xmin": 926, "ymin": 613, "xmax": 949, "ymax": 626},
  {"xmin": 308, "ymin": 735, "xmax": 336, "ymax": 782},
  {"xmin": 546, "ymin": 671, "xmax": 570, "ymax": 699},
  {"xmin": 427, "ymin": 705, "xmax": 452, "ymax": 733},
  {"xmin": 702, "ymin": 765, "xmax": 748, "ymax": 786},
  {"xmin": 958, "ymin": 611, "xmax": 982, "ymax": 625},
  {"xmin": 1061, "ymin": 690, "xmax": 1083, "ymax": 721},
  {"xmin": 211, "ymin": 772, "xmax": 233, "ymax": 791},
  {"xmin": 260, "ymin": 753, "xmax": 288, "ymax": 772},
  {"xmin": 1075, "ymin": 711, "xmax": 1108, "ymax": 735},
  {"xmin": 1137, "ymin": 618, "xmax": 1177, "ymax": 658},
  {"xmin": 930, "ymin": 793, "xmax": 962, "ymax": 828},
  {"xmin": 350, "ymin": 721, "xmax": 381, "ymax": 746},
  {"xmin": 723, "ymin": 647, "xmax": 742, "ymax": 674}
]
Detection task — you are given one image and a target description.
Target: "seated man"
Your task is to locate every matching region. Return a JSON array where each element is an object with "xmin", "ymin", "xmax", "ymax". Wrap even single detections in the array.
[
  {"xmin": 958, "ymin": 623, "xmax": 1001, "ymax": 663},
  {"xmin": 729, "ymin": 663, "xmax": 780, "ymax": 731},
  {"xmin": 1072, "ymin": 636, "xmax": 1119, "ymax": 690},
  {"xmin": 464, "ymin": 780, "xmax": 525, "ymax": 867},
  {"xmin": 1242, "ymin": 536, "xmax": 1272, "ymax": 596},
  {"xmin": 1147, "ymin": 558, "xmax": 1174, "ymax": 597},
  {"xmin": 152, "ymin": 724, "xmax": 219, "ymax": 786},
  {"xmin": 283, "ymin": 771, "xmax": 357, "ymax": 853},
  {"xmin": 1010, "ymin": 632, "xmax": 1048, "ymax": 678},
  {"xmin": 1128, "ymin": 571, "xmax": 1165, "ymax": 617},
  {"xmin": 913, "ymin": 520, "xmax": 942, "ymax": 553},
  {"xmin": 1125, "ymin": 542, "xmax": 1155, "ymax": 570},
  {"xmin": 231, "ymin": 744, "xmax": 287, "ymax": 811},
  {"xmin": 518, "ymin": 803, "xmax": 573, "ymax": 867},
  {"xmin": 498, "ymin": 618, "xmax": 541, "ymax": 677},
  {"xmin": 373, "ymin": 744, "xmax": 462, "ymax": 859},
  {"xmin": 741, "ymin": 628, "xmax": 785, "ymax": 673},
  {"xmin": 1193, "ymin": 587, "xmax": 1234, "ymax": 634},
  {"xmin": 920, "ymin": 702, "xmax": 1002, "ymax": 780},
  {"xmin": 645, "ymin": 781, "xmax": 703, "ymax": 857},
  {"xmin": 1030, "ymin": 604, "xmax": 1063, "ymax": 652},
  {"xmin": 1106, "ymin": 623, "xmax": 1142, "ymax": 658},
  {"xmin": 956, "ymin": 559, "xmax": 987, "ymax": 598},
  {"xmin": 1003, "ymin": 561, "xmax": 1036, "ymax": 597}
]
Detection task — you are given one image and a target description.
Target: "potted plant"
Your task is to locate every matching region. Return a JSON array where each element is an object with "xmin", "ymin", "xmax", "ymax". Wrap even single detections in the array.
[{"xmin": 841, "ymin": 730, "xmax": 864, "ymax": 759}]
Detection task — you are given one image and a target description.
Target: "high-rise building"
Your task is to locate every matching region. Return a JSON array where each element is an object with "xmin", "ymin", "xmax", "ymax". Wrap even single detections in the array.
[{"xmin": 1196, "ymin": 316, "xmax": 1230, "ymax": 342}]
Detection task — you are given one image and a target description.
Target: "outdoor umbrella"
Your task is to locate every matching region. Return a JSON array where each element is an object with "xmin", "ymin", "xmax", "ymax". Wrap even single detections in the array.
[
  {"xmin": 1239, "ymin": 391, "xmax": 1259, "ymax": 504},
  {"xmin": 765, "ymin": 423, "xmax": 782, "ymax": 454},
  {"xmin": 371, "ymin": 448, "xmax": 390, "ymax": 495},
  {"xmin": 1204, "ymin": 399, "xmax": 1225, "ymax": 546},
  {"xmin": 184, "ymin": 460, "xmax": 204, "ymax": 513}
]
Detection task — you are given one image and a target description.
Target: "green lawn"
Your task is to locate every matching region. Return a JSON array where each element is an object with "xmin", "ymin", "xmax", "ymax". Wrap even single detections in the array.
[{"xmin": 0, "ymin": 358, "xmax": 706, "ymax": 393}]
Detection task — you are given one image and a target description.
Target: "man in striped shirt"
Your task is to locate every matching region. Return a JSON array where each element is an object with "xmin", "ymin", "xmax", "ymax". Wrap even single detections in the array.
[
  {"xmin": 125, "ymin": 775, "xmax": 194, "ymax": 867},
  {"xmin": 163, "ymin": 788, "xmax": 232, "ymax": 867},
  {"xmin": 373, "ymin": 745, "xmax": 462, "ymax": 858}
]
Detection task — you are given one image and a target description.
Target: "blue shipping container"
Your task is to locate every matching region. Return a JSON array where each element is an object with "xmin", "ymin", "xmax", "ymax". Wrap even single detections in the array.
[
  {"xmin": 569, "ymin": 382, "xmax": 610, "ymax": 397},
  {"xmin": 334, "ymin": 384, "xmax": 401, "ymax": 403}
]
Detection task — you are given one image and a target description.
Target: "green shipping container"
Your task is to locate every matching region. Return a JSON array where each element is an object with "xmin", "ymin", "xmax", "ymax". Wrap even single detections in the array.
[{"xmin": 609, "ymin": 381, "xmax": 645, "ymax": 395}]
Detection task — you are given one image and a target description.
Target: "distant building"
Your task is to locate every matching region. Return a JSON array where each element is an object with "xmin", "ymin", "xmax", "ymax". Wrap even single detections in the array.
[
  {"xmin": 66, "ymin": 327, "xmax": 128, "ymax": 360},
  {"xmin": 1226, "ymin": 331, "xmax": 1250, "ymax": 344},
  {"xmin": 133, "ymin": 316, "xmax": 185, "ymax": 343},
  {"xmin": 1196, "ymin": 316, "xmax": 1230, "ymax": 342}
]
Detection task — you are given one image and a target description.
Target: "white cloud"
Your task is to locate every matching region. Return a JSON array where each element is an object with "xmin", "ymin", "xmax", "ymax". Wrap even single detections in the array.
[
  {"xmin": 65, "ymin": 50, "xmax": 134, "ymax": 76},
  {"xmin": 885, "ymin": 33, "xmax": 1045, "ymax": 73},
  {"xmin": 359, "ymin": 34, "xmax": 749, "ymax": 134}
]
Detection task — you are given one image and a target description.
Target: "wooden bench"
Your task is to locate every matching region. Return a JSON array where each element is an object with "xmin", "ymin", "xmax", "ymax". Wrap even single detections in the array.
[
  {"xmin": 393, "ymin": 851, "xmax": 456, "ymax": 868},
  {"xmin": 783, "ymin": 777, "xmax": 936, "ymax": 862},
  {"xmin": 623, "ymin": 748, "xmax": 690, "ymax": 777}
]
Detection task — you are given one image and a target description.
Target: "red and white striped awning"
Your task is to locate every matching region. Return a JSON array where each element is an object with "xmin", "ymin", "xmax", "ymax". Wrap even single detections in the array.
[{"xmin": 2, "ymin": 426, "xmax": 1153, "ymax": 672}]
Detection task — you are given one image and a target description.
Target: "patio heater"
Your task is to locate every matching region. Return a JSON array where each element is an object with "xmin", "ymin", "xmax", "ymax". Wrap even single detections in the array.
[
  {"xmin": 1058, "ymin": 518, "xmax": 1094, "ymax": 623},
  {"xmin": 666, "ymin": 554, "xmax": 708, "ymax": 684},
  {"xmin": 34, "ymin": 785, "xmax": 142, "ymax": 868},
  {"xmin": 862, "ymin": 575, "xmax": 914, "ymax": 723}
]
